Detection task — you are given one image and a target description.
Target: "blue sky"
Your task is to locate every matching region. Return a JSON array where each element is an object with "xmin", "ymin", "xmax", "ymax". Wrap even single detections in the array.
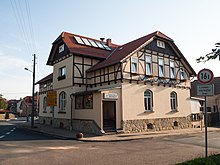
[{"xmin": 1, "ymin": 0, "xmax": 220, "ymax": 99}]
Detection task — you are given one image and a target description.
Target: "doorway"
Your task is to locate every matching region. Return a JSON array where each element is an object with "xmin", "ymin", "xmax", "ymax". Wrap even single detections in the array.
[{"xmin": 103, "ymin": 101, "xmax": 116, "ymax": 132}]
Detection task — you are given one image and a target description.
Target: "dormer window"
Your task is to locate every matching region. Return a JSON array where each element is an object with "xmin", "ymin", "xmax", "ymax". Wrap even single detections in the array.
[
  {"xmin": 157, "ymin": 40, "xmax": 165, "ymax": 49},
  {"xmin": 59, "ymin": 44, "xmax": 64, "ymax": 53}
]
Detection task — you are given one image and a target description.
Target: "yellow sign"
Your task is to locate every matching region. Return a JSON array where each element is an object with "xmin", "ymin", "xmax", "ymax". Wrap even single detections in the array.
[{"xmin": 46, "ymin": 91, "xmax": 57, "ymax": 106}]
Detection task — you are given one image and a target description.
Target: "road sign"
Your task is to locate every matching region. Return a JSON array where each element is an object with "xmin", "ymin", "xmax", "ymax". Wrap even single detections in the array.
[
  {"xmin": 46, "ymin": 91, "xmax": 57, "ymax": 106},
  {"xmin": 197, "ymin": 68, "xmax": 214, "ymax": 84},
  {"xmin": 197, "ymin": 84, "xmax": 214, "ymax": 96}
]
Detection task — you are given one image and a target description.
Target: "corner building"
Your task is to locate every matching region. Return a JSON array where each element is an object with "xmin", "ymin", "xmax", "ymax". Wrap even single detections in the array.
[{"xmin": 37, "ymin": 31, "xmax": 196, "ymax": 135}]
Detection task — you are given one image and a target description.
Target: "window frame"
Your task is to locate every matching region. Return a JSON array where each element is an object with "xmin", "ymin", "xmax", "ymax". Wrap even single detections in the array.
[
  {"xmin": 158, "ymin": 58, "xmax": 164, "ymax": 77},
  {"xmin": 180, "ymin": 68, "xmax": 185, "ymax": 80},
  {"xmin": 58, "ymin": 44, "xmax": 64, "ymax": 53},
  {"xmin": 170, "ymin": 91, "xmax": 178, "ymax": 111},
  {"xmin": 145, "ymin": 55, "xmax": 152, "ymax": 75},
  {"xmin": 58, "ymin": 66, "xmax": 66, "ymax": 80},
  {"xmin": 43, "ymin": 96, "xmax": 47, "ymax": 112},
  {"xmin": 170, "ymin": 61, "xmax": 175, "ymax": 79},
  {"xmin": 131, "ymin": 57, "xmax": 138, "ymax": 73},
  {"xmin": 144, "ymin": 90, "xmax": 153, "ymax": 111},
  {"xmin": 59, "ymin": 91, "xmax": 66, "ymax": 112}
]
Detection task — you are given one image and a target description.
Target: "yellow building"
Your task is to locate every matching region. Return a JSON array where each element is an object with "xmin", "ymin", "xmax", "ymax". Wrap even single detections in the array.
[{"xmin": 37, "ymin": 31, "xmax": 197, "ymax": 135}]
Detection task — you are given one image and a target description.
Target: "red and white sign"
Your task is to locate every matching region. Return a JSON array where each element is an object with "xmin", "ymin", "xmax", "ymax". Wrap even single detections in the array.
[{"xmin": 197, "ymin": 68, "xmax": 214, "ymax": 84}]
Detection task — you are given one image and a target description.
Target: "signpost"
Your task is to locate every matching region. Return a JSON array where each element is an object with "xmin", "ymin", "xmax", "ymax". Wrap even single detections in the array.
[
  {"xmin": 197, "ymin": 68, "xmax": 214, "ymax": 159},
  {"xmin": 47, "ymin": 91, "xmax": 57, "ymax": 128}
]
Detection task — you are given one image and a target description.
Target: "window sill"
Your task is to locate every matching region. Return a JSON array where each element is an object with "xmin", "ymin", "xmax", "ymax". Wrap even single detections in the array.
[
  {"xmin": 58, "ymin": 111, "xmax": 66, "ymax": 114},
  {"xmin": 58, "ymin": 75, "xmax": 66, "ymax": 81},
  {"xmin": 144, "ymin": 110, "xmax": 154, "ymax": 113},
  {"xmin": 171, "ymin": 110, "xmax": 178, "ymax": 113}
]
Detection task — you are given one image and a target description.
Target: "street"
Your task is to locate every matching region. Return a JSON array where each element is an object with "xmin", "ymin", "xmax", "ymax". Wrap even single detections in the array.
[{"xmin": 1, "ymin": 120, "xmax": 220, "ymax": 165}]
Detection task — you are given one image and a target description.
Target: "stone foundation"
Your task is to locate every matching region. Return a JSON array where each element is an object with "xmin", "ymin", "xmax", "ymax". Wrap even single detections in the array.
[
  {"xmin": 122, "ymin": 116, "xmax": 192, "ymax": 133},
  {"xmin": 39, "ymin": 117, "xmax": 102, "ymax": 135}
]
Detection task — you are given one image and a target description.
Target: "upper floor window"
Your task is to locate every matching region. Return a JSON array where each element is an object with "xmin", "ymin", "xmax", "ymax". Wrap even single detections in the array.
[
  {"xmin": 59, "ymin": 44, "xmax": 64, "ymax": 53},
  {"xmin": 170, "ymin": 61, "xmax": 175, "ymax": 79},
  {"xmin": 170, "ymin": 91, "xmax": 177, "ymax": 111},
  {"xmin": 180, "ymin": 68, "xmax": 185, "ymax": 80},
  {"xmin": 144, "ymin": 90, "xmax": 153, "ymax": 111},
  {"xmin": 59, "ymin": 91, "xmax": 66, "ymax": 112},
  {"xmin": 145, "ymin": 55, "xmax": 152, "ymax": 75},
  {"xmin": 58, "ymin": 66, "xmax": 66, "ymax": 80},
  {"xmin": 157, "ymin": 40, "xmax": 165, "ymax": 49},
  {"xmin": 158, "ymin": 58, "xmax": 164, "ymax": 77},
  {"xmin": 43, "ymin": 96, "xmax": 47, "ymax": 112},
  {"xmin": 131, "ymin": 57, "xmax": 138, "ymax": 73}
]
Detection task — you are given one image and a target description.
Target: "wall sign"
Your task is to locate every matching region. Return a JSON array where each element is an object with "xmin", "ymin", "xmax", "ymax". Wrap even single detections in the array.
[{"xmin": 103, "ymin": 93, "xmax": 118, "ymax": 99}]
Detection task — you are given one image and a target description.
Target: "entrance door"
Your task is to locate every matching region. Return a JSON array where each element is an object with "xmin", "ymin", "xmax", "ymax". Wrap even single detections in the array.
[{"xmin": 103, "ymin": 101, "xmax": 116, "ymax": 132}]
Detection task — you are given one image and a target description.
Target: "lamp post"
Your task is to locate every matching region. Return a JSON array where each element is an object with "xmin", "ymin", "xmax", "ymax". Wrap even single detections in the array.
[{"xmin": 24, "ymin": 54, "xmax": 36, "ymax": 128}]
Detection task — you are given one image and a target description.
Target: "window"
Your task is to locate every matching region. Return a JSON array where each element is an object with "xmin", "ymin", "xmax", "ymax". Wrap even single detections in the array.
[
  {"xmin": 157, "ymin": 40, "xmax": 165, "ymax": 48},
  {"xmin": 59, "ymin": 92, "xmax": 66, "ymax": 112},
  {"xmin": 59, "ymin": 44, "xmax": 64, "ymax": 53},
  {"xmin": 170, "ymin": 91, "xmax": 177, "ymax": 111},
  {"xmin": 75, "ymin": 94, "xmax": 93, "ymax": 109},
  {"xmin": 170, "ymin": 61, "xmax": 175, "ymax": 79},
  {"xmin": 180, "ymin": 68, "xmax": 185, "ymax": 80},
  {"xmin": 144, "ymin": 90, "xmax": 153, "ymax": 111},
  {"xmin": 58, "ymin": 66, "xmax": 66, "ymax": 80},
  {"xmin": 158, "ymin": 59, "xmax": 164, "ymax": 77},
  {"xmin": 43, "ymin": 97, "xmax": 47, "ymax": 112},
  {"xmin": 131, "ymin": 57, "xmax": 138, "ymax": 73},
  {"xmin": 145, "ymin": 55, "xmax": 152, "ymax": 75}
]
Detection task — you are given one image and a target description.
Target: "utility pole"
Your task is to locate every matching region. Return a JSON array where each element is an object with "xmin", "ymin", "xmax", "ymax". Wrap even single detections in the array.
[{"xmin": 31, "ymin": 54, "xmax": 36, "ymax": 128}]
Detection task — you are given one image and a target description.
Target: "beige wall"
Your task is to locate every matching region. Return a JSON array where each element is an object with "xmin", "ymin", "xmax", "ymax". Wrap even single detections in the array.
[{"xmin": 121, "ymin": 81, "xmax": 191, "ymax": 120}]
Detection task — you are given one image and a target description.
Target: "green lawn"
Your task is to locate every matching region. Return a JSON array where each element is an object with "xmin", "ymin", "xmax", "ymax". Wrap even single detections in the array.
[{"xmin": 176, "ymin": 154, "xmax": 220, "ymax": 165}]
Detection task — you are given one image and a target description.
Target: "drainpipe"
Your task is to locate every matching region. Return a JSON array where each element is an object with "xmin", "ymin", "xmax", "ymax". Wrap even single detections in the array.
[{"xmin": 70, "ymin": 94, "xmax": 74, "ymax": 131}]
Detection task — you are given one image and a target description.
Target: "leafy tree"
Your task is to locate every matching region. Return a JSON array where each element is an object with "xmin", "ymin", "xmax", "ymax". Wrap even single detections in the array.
[
  {"xmin": 196, "ymin": 44, "xmax": 220, "ymax": 63},
  {"xmin": 0, "ymin": 94, "xmax": 8, "ymax": 110}
]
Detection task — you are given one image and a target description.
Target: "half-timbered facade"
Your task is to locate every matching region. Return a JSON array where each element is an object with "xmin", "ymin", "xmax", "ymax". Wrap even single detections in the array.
[{"xmin": 37, "ymin": 31, "xmax": 196, "ymax": 135}]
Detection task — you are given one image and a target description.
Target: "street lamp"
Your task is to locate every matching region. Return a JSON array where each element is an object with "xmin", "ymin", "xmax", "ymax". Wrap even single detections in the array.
[{"xmin": 24, "ymin": 54, "xmax": 36, "ymax": 128}]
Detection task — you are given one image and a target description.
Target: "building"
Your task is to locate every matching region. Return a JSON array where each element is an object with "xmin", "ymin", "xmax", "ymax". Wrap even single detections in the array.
[
  {"xmin": 37, "ymin": 31, "xmax": 197, "ymax": 135},
  {"xmin": 191, "ymin": 77, "xmax": 220, "ymax": 126},
  {"xmin": 18, "ymin": 96, "xmax": 39, "ymax": 117}
]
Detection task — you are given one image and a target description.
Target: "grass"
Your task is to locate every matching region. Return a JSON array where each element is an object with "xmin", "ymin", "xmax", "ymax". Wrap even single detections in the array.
[{"xmin": 176, "ymin": 154, "xmax": 220, "ymax": 165}]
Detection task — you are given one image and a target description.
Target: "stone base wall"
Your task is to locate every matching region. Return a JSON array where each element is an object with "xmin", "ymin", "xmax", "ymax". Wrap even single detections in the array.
[
  {"xmin": 122, "ymin": 116, "xmax": 192, "ymax": 133},
  {"xmin": 39, "ymin": 117, "xmax": 102, "ymax": 135}
]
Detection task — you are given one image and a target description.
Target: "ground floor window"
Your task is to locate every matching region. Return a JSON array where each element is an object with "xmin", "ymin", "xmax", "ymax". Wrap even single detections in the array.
[
  {"xmin": 144, "ymin": 90, "xmax": 153, "ymax": 111},
  {"xmin": 75, "ymin": 94, "xmax": 93, "ymax": 109}
]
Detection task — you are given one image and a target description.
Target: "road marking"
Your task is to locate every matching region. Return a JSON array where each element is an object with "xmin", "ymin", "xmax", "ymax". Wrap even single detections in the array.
[
  {"xmin": 0, "ymin": 135, "xmax": 5, "ymax": 139},
  {"xmin": 6, "ymin": 132, "xmax": 11, "ymax": 135}
]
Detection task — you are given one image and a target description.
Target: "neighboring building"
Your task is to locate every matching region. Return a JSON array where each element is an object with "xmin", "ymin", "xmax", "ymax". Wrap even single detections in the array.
[
  {"xmin": 191, "ymin": 77, "xmax": 220, "ymax": 126},
  {"xmin": 7, "ymin": 99, "xmax": 20, "ymax": 114},
  {"xmin": 18, "ymin": 96, "xmax": 38, "ymax": 117},
  {"xmin": 37, "ymin": 31, "xmax": 197, "ymax": 135}
]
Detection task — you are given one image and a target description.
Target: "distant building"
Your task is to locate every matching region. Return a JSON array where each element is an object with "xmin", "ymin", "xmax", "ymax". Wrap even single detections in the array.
[
  {"xmin": 37, "ymin": 31, "xmax": 198, "ymax": 135},
  {"xmin": 191, "ymin": 77, "xmax": 220, "ymax": 126},
  {"xmin": 7, "ymin": 99, "xmax": 20, "ymax": 114}
]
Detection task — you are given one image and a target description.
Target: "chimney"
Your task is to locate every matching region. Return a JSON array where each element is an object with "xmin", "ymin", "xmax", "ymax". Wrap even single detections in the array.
[
  {"xmin": 100, "ymin": 38, "xmax": 105, "ymax": 41},
  {"xmin": 106, "ymin": 38, "xmax": 111, "ymax": 46}
]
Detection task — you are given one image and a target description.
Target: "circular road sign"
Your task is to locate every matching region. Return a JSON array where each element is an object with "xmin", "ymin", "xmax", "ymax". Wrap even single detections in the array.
[{"xmin": 197, "ymin": 68, "xmax": 214, "ymax": 84}]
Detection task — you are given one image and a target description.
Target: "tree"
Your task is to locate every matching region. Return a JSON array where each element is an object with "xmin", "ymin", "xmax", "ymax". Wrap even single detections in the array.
[
  {"xmin": 0, "ymin": 94, "xmax": 8, "ymax": 110},
  {"xmin": 196, "ymin": 43, "xmax": 220, "ymax": 63}
]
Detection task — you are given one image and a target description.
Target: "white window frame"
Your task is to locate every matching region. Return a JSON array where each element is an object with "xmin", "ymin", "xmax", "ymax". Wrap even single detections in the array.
[
  {"xmin": 131, "ymin": 57, "xmax": 138, "ymax": 73},
  {"xmin": 59, "ymin": 66, "xmax": 66, "ymax": 77},
  {"xmin": 59, "ymin": 92, "xmax": 66, "ymax": 112},
  {"xmin": 170, "ymin": 92, "xmax": 177, "ymax": 111},
  {"xmin": 144, "ymin": 90, "xmax": 153, "ymax": 111},
  {"xmin": 170, "ymin": 61, "xmax": 175, "ymax": 79},
  {"xmin": 145, "ymin": 55, "xmax": 152, "ymax": 75},
  {"xmin": 180, "ymin": 68, "xmax": 185, "ymax": 80},
  {"xmin": 59, "ymin": 44, "xmax": 64, "ymax": 53},
  {"xmin": 157, "ymin": 40, "xmax": 165, "ymax": 48},
  {"xmin": 158, "ymin": 58, "xmax": 164, "ymax": 77}
]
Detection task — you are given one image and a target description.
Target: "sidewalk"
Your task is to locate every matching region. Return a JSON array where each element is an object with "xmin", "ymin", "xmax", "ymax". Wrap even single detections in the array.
[{"xmin": 18, "ymin": 120, "xmax": 220, "ymax": 142}]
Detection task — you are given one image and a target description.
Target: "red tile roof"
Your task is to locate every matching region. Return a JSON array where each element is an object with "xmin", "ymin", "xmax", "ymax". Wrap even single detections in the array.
[
  {"xmin": 36, "ymin": 73, "xmax": 53, "ymax": 84},
  {"xmin": 87, "ymin": 31, "xmax": 173, "ymax": 72}
]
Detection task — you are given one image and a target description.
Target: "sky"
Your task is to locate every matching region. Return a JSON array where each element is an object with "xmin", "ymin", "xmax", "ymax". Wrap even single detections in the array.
[{"xmin": 1, "ymin": 0, "xmax": 220, "ymax": 100}]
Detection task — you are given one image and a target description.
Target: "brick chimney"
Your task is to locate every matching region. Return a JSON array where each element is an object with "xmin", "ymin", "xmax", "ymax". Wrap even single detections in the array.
[{"xmin": 106, "ymin": 38, "xmax": 112, "ymax": 46}]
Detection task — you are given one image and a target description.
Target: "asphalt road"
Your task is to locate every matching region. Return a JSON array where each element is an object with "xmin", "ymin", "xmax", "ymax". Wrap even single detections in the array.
[{"xmin": 1, "ymin": 120, "xmax": 220, "ymax": 165}]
